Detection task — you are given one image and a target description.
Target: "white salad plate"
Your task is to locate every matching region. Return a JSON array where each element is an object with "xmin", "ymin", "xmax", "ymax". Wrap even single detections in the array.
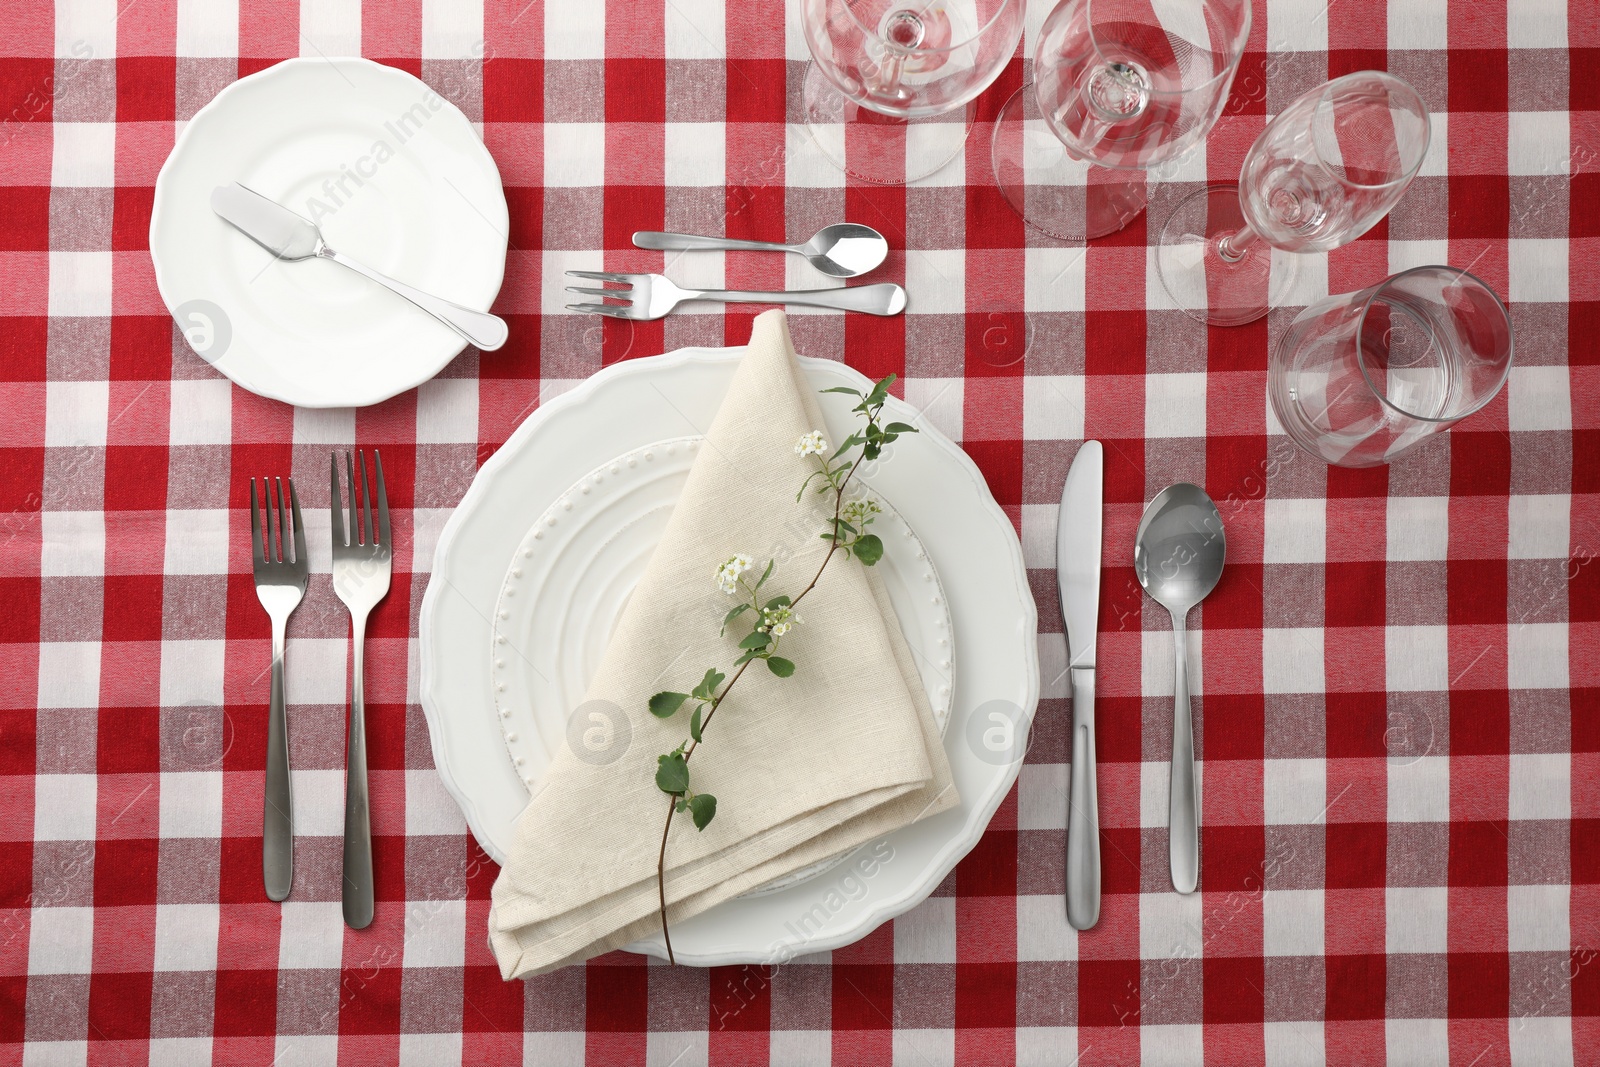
[
  {"xmin": 419, "ymin": 347, "xmax": 1039, "ymax": 966},
  {"xmin": 150, "ymin": 57, "xmax": 508, "ymax": 408}
]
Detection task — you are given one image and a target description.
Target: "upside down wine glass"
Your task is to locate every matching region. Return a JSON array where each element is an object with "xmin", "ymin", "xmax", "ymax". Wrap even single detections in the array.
[
  {"xmin": 991, "ymin": 0, "xmax": 1251, "ymax": 241},
  {"xmin": 802, "ymin": 0, "xmax": 1025, "ymax": 186},
  {"xmin": 1156, "ymin": 70, "xmax": 1431, "ymax": 326}
]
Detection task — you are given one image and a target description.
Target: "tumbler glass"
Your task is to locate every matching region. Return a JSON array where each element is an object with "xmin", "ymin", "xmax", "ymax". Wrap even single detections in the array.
[{"xmin": 1268, "ymin": 266, "xmax": 1513, "ymax": 468}]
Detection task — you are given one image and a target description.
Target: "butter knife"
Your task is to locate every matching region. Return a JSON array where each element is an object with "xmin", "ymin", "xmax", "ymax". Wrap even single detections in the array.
[
  {"xmin": 210, "ymin": 182, "xmax": 508, "ymax": 351},
  {"xmin": 1058, "ymin": 440, "xmax": 1102, "ymax": 930}
]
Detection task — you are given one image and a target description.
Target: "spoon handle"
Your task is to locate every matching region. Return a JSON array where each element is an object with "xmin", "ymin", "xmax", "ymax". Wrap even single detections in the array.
[
  {"xmin": 632, "ymin": 231, "xmax": 792, "ymax": 255},
  {"xmin": 1169, "ymin": 611, "xmax": 1198, "ymax": 894}
]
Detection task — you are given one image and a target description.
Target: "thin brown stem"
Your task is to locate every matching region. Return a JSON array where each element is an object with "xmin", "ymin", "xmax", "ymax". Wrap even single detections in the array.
[{"xmin": 655, "ymin": 414, "xmax": 877, "ymax": 963}]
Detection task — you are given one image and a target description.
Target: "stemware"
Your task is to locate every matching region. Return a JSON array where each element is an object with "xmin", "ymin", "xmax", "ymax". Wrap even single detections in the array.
[
  {"xmin": 1268, "ymin": 266, "xmax": 1513, "ymax": 468},
  {"xmin": 991, "ymin": 0, "xmax": 1251, "ymax": 241},
  {"xmin": 802, "ymin": 0, "xmax": 1026, "ymax": 185},
  {"xmin": 1156, "ymin": 70, "xmax": 1431, "ymax": 326}
]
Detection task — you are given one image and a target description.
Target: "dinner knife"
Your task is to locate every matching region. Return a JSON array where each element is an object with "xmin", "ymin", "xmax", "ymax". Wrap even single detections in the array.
[
  {"xmin": 1058, "ymin": 440, "xmax": 1102, "ymax": 930},
  {"xmin": 209, "ymin": 182, "xmax": 508, "ymax": 351}
]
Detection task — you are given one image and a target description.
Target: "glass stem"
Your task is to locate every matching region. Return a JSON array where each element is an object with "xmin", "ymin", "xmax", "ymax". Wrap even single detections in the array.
[{"xmin": 1217, "ymin": 225, "xmax": 1260, "ymax": 263}]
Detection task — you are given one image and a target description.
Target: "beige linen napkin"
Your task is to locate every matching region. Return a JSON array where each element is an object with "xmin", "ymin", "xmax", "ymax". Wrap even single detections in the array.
[{"xmin": 488, "ymin": 310, "xmax": 958, "ymax": 976}]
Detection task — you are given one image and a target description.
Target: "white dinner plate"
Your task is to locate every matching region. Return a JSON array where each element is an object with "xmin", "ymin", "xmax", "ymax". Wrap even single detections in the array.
[
  {"xmin": 149, "ymin": 57, "xmax": 508, "ymax": 408},
  {"xmin": 419, "ymin": 347, "xmax": 1039, "ymax": 966}
]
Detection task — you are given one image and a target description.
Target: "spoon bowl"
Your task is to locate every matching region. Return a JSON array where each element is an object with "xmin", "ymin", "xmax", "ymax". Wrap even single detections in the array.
[
  {"xmin": 1134, "ymin": 484, "xmax": 1227, "ymax": 611},
  {"xmin": 797, "ymin": 223, "xmax": 890, "ymax": 277},
  {"xmin": 1134, "ymin": 482, "xmax": 1225, "ymax": 895}
]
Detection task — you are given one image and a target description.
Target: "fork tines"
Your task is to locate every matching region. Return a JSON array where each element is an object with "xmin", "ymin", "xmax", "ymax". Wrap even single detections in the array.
[
  {"xmin": 330, "ymin": 449, "xmax": 390, "ymax": 551},
  {"xmin": 250, "ymin": 476, "xmax": 306, "ymax": 567},
  {"xmin": 564, "ymin": 270, "xmax": 634, "ymax": 316}
]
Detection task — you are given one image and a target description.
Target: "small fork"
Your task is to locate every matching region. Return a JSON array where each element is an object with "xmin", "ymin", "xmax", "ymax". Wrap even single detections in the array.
[
  {"xmin": 331, "ymin": 450, "xmax": 392, "ymax": 930},
  {"xmin": 250, "ymin": 477, "xmax": 307, "ymax": 903},
  {"xmin": 564, "ymin": 271, "xmax": 907, "ymax": 319}
]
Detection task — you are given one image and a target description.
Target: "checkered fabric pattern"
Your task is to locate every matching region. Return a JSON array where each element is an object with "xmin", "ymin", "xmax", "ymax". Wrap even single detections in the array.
[{"xmin": 0, "ymin": 0, "xmax": 1592, "ymax": 1062}]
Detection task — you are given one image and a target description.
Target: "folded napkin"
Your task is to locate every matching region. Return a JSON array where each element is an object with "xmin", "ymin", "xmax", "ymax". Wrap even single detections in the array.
[{"xmin": 488, "ymin": 310, "xmax": 959, "ymax": 976}]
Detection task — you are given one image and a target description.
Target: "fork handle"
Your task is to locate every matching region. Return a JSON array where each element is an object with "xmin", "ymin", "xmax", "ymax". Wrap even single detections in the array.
[
  {"xmin": 319, "ymin": 247, "xmax": 509, "ymax": 351},
  {"xmin": 633, "ymin": 231, "xmax": 794, "ymax": 255},
  {"xmin": 342, "ymin": 610, "xmax": 375, "ymax": 930},
  {"xmin": 263, "ymin": 618, "xmax": 293, "ymax": 902},
  {"xmin": 691, "ymin": 283, "xmax": 906, "ymax": 316}
]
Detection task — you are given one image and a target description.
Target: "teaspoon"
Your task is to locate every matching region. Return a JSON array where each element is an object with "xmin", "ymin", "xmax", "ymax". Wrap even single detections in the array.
[
  {"xmin": 632, "ymin": 223, "xmax": 889, "ymax": 278},
  {"xmin": 1134, "ymin": 483, "xmax": 1226, "ymax": 894}
]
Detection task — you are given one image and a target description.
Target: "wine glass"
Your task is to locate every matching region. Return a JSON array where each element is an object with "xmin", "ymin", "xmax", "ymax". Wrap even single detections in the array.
[
  {"xmin": 1156, "ymin": 70, "xmax": 1431, "ymax": 326},
  {"xmin": 991, "ymin": 0, "xmax": 1251, "ymax": 241},
  {"xmin": 1268, "ymin": 265, "xmax": 1513, "ymax": 467},
  {"xmin": 803, "ymin": 0, "xmax": 1025, "ymax": 186}
]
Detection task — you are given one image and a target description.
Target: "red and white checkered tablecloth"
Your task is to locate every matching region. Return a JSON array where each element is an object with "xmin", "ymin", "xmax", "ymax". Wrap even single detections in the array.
[{"xmin": 1, "ymin": 0, "xmax": 1594, "ymax": 1062}]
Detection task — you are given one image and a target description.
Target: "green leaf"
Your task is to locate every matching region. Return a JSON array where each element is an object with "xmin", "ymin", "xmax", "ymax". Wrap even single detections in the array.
[
  {"xmin": 854, "ymin": 534, "xmax": 884, "ymax": 565},
  {"xmin": 688, "ymin": 793, "xmax": 717, "ymax": 830},
  {"xmin": 834, "ymin": 518, "xmax": 857, "ymax": 536},
  {"xmin": 884, "ymin": 422, "xmax": 917, "ymax": 434},
  {"xmin": 767, "ymin": 656, "xmax": 795, "ymax": 678},
  {"xmin": 764, "ymin": 595, "xmax": 791, "ymax": 610},
  {"xmin": 649, "ymin": 692, "xmax": 690, "ymax": 718},
  {"xmin": 796, "ymin": 469, "xmax": 828, "ymax": 503},
  {"xmin": 820, "ymin": 386, "xmax": 861, "ymax": 396},
  {"xmin": 691, "ymin": 668, "xmax": 725, "ymax": 701},
  {"xmin": 829, "ymin": 433, "xmax": 863, "ymax": 462},
  {"xmin": 754, "ymin": 557, "xmax": 774, "ymax": 591},
  {"xmin": 721, "ymin": 603, "xmax": 751, "ymax": 635},
  {"xmin": 655, "ymin": 753, "xmax": 690, "ymax": 794},
  {"xmin": 738, "ymin": 631, "xmax": 771, "ymax": 650},
  {"xmin": 689, "ymin": 704, "xmax": 705, "ymax": 743},
  {"xmin": 863, "ymin": 442, "xmax": 881, "ymax": 461},
  {"xmin": 733, "ymin": 648, "xmax": 763, "ymax": 666}
]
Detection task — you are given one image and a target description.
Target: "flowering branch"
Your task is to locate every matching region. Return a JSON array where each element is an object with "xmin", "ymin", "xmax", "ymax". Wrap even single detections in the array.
[{"xmin": 647, "ymin": 374, "xmax": 916, "ymax": 963}]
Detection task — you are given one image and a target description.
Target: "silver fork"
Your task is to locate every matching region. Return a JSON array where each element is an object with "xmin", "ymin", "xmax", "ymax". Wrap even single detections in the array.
[
  {"xmin": 330, "ymin": 450, "xmax": 392, "ymax": 930},
  {"xmin": 250, "ymin": 476, "xmax": 307, "ymax": 903},
  {"xmin": 564, "ymin": 271, "xmax": 907, "ymax": 319}
]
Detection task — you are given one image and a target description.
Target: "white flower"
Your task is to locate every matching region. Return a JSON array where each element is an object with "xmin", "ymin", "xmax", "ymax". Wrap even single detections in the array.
[
  {"xmin": 714, "ymin": 553, "xmax": 753, "ymax": 595},
  {"xmin": 760, "ymin": 604, "xmax": 802, "ymax": 637},
  {"xmin": 794, "ymin": 430, "xmax": 828, "ymax": 457},
  {"xmin": 841, "ymin": 495, "xmax": 882, "ymax": 528}
]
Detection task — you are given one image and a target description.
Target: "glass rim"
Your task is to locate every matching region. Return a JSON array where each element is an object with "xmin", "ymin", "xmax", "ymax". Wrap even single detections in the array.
[
  {"xmin": 1354, "ymin": 264, "xmax": 1514, "ymax": 425},
  {"xmin": 1306, "ymin": 69, "xmax": 1432, "ymax": 191},
  {"xmin": 1083, "ymin": 0, "xmax": 1254, "ymax": 99},
  {"xmin": 839, "ymin": 0, "xmax": 1027, "ymax": 56}
]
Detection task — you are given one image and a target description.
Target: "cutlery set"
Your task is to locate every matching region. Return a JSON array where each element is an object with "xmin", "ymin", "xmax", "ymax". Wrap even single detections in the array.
[
  {"xmin": 565, "ymin": 226, "xmax": 904, "ymax": 319},
  {"xmin": 250, "ymin": 451, "xmax": 391, "ymax": 928},
  {"xmin": 1057, "ymin": 442, "xmax": 1227, "ymax": 927}
]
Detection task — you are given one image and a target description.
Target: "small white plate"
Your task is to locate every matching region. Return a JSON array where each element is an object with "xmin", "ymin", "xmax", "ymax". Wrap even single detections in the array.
[
  {"xmin": 420, "ymin": 346, "xmax": 1040, "ymax": 967},
  {"xmin": 150, "ymin": 57, "xmax": 508, "ymax": 408}
]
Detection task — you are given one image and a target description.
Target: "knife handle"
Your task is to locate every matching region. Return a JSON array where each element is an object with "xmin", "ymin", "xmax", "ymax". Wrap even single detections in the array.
[
  {"xmin": 319, "ymin": 248, "xmax": 509, "ymax": 352},
  {"xmin": 1066, "ymin": 667, "xmax": 1100, "ymax": 930}
]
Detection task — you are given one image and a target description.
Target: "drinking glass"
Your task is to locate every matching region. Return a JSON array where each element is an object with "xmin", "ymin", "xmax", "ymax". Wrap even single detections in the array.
[
  {"xmin": 1268, "ymin": 266, "xmax": 1513, "ymax": 468},
  {"xmin": 991, "ymin": 0, "xmax": 1251, "ymax": 241},
  {"xmin": 803, "ymin": 0, "xmax": 1025, "ymax": 186},
  {"xmin": 1156, "ymin": 70, "xmax": 1431, "ymax": 325}
]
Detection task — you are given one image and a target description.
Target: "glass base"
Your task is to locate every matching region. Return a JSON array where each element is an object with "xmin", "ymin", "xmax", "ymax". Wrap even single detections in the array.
[
  {"xmin": 803, "ymin": 62, "xmax": 973, "ymax": 186},
  {"xmin": 1154, "ymin": 185, "xmax": 1297, "ymax": 326},
  {"xmin": 990, "ymin": 84, "xmax": 1148, "ymax": 241}
]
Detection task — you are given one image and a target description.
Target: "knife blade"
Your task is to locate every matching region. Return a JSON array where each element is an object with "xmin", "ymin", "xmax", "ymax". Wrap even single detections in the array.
[
  {"xmin": 1057, "ymin": 440, "xmax": 1102, "ymax": 930},
  {"xmin": 210, "ymin": 183, "xmax": 323, "ymax": 260}
]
